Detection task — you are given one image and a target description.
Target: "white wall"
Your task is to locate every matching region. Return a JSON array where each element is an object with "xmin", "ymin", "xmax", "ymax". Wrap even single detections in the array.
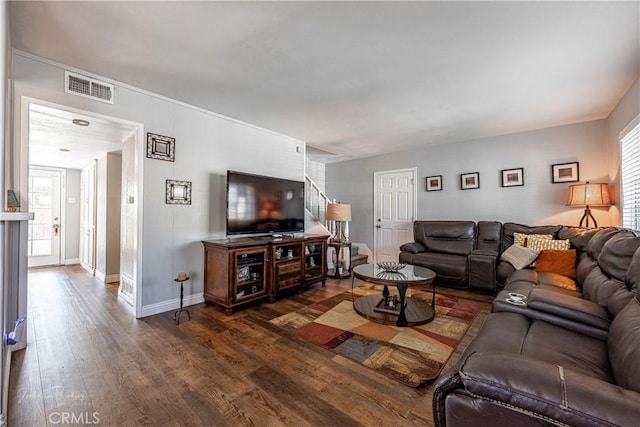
[
  {"xmin": 305, "ymin": 158, "xmax": 325, "ymax": 192},
  {"xmin": 11, "ymin": 52, "xmax": 305, "ymax": 315},
  {"xmin": 95, "ymin": 152, "xmax": 121, "ymax": 281},
  {"xmin": 326, "ymin": 119, "xmax": 610, "ymax": 251},
  {"xmin": 606, "ymin": 76, "xmax": 640, "ymax": 226}
]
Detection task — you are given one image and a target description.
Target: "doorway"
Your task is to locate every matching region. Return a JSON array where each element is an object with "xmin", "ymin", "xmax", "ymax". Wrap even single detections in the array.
[
  {"xmin": 22, "ymin": 97, "xmax": 144, "ymax": 317},
  {"xmin": 27, "ymin": 167, "xmax": 63, "ymax": 267},
  {"xmin": 373, "ymin": 168, "xmax": 417, "ymax": 262}
]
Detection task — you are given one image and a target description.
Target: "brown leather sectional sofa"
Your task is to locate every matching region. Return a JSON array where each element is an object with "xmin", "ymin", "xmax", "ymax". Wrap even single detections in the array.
[{"xmin": 402, "ymin": 222, "xmax": 640, "ymax": 426}]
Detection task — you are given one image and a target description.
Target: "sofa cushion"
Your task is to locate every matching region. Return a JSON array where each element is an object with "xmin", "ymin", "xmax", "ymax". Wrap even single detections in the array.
[
  {"xmin": 400, "ymin": 251, "xmax": 468, "ymax": 285},
  {"xmin": 500, "ymin": 245, "xmax": 539, "ymax": 270},
  {"xmin": 576, "ymin": 255, "xmax": 599, "ymax": 287},
  {"xmin": 537, "ymin": 271, "xmax": 578, "ymax": 291},
  {"xmin": 608, "ymin": 292, "xmax": 640, "ymax": 393},
  {"xmin": 582, "ymin": 267, "xmax": 627, "ymax": 311},
  {"xmin": 558, "ymin": 226, "xmax": 602, "ymax": 252},
  {"xmin": 413, "ymin": 221, "xmax": 476, "ymax": 256},
  {"xmin": 535, "ymin": 249, "xmax": 577, "ymax": 278},
  {"xmin": 522, "ymin": 320, "xmax": 613, "ymax": 382},
  {"xmin": 464, "ymin": 312, "xmax": 612, "ymax": 383},
  {"xmin": 476, "ymin": 221, "xmax": 502, "ymax": 252},
  {"xmin": 624, "ymin": 246, "xmax": 640, "ymax": 291},
  {"xmin": 506, "ymin": 268, "xmax": 538, "ymax": 285},
  {"xmin": 597, "ymin": 234, "xmax": 640, "ymax": 281},
  {"xmin": 586, "ymin": 228, "xmax": 624, "ymax": 260}
]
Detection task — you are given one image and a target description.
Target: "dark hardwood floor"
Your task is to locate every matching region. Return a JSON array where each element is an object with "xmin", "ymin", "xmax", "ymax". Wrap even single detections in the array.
[{"xmin": 9, "ymin": 265, "xmax": 493, "ymax": 426}]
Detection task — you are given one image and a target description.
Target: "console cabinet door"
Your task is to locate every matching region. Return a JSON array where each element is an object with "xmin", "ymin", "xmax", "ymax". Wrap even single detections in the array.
[
  {"xmin": 233, "ymin": 247, "xmax": 269, "ymax": 302},
  {"xmin": 304, "ymin": 238, "xmax": 327, "ymax": 284}
]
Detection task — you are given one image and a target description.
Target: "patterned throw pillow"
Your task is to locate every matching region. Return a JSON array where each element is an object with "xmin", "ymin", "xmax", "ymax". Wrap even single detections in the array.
[
  {"xmin": 527, "ymin": 237, "xmax": 571, "ymax": 251},
  {"xmin": 500, "ymin": 245, "xmax": 540, "ymax": 270},
  {"xmin": 513, "ymin": 232, "xmax": 553, "ymax": 247}
]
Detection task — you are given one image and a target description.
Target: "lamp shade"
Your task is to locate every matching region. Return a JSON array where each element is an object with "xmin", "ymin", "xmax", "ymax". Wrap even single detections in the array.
[
  {"xmin": 326, "ymin": 203, "xmax": 351, "ymax": 221},
  {"xmin": 566, "ymin": 182, "xmax": 612, "ymax": 207}
]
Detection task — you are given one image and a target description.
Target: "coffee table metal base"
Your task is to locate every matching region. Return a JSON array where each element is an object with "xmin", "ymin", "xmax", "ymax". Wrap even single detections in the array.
[{"xmin": 353, "ymin": 294, "xmax": 434, "ymax": 327}]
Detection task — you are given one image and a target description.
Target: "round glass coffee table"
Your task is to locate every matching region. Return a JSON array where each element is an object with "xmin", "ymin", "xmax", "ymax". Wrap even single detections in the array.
[{"xmin": 351, "ymin": 264, "xmax": 436, "ymax": 327}]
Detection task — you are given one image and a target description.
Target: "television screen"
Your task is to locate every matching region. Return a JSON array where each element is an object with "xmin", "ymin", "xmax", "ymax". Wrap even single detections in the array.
[{"xmin": 226, "ymin": 171, "xmax": 305, "ymax": 236}]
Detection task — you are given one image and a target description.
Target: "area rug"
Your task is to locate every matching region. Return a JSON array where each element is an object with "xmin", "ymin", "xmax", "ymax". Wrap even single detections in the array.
[{"xmin": 269, "ymin": 285, "xmax": 482, "ymax": 387}]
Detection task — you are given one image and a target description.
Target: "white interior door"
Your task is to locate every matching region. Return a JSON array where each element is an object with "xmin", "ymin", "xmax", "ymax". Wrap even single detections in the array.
[
  {"xmin": 28, "ymin": 168, "xmax": 62, "ymax": 267},
  {"xmin": 80, "ymin": 161, "xmax": 97, "ymax": 274},
  {"xmin": 119, "ymin": 132, "xmax": 137, "ymax": 306},
  {"xmin": 374, "ymin": 168, "xmax": 416, "ymax": 262}
]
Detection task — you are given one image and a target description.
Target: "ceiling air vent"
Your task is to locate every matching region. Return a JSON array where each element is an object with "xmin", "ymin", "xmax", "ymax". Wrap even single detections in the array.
[{"xmin": 64, "ymin": 71, "xmax": 114, "ymax": 104}]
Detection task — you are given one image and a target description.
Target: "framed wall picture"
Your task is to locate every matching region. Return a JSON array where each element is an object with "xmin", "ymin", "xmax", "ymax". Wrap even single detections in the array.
[
  {"xmin": 460, "ymin": 172, "xmax": 480, "ymax": 190},
  {"xmin": 426, "ymin": 175, "xmax": 442, "ymax": 191},
  {"xmin": 166, "ymin": 180, "xmax": 192, "ymax": 205},
  {"xmin": 501, "ymin": 168, "xmax": 524, "ymax": 187},
  {"xmin": 551, "ymin": 162, "xmax": 579, "ymax": 183},
  {"xmin": 147, "ymin": 132, "xmax": 175, "ymax": 162}
]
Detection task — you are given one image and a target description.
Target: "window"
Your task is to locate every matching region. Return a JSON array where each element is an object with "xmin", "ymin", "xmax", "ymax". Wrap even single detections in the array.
[{"xmin": 621, "ymin": 116, "xmax": 640, "ymax": 230}]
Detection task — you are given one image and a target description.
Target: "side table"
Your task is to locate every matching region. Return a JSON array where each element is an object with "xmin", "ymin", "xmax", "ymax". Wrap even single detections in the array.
[
  {"xmin": 328, "ymin": 241, "xmax": 351, "ymax": 279},
  {"xmin": 174, "ymin": 276, "xmax": 191, "ymax": 324}
]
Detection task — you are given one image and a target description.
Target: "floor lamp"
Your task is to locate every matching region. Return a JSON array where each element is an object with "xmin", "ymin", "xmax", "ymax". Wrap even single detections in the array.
[{"xmin": 566, "ymin": 181, "xmax": 612, "ymax": 227}]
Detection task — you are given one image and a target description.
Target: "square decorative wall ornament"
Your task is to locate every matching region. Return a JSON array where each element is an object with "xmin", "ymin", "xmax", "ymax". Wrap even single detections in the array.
[
  {"xmin": 426, "ymin": 175, "xmax": 442, "ymax": 191},
  {"xmin": 501, "ymin": 168, "xmax": 524, "ymax": 187},
  {"xmin": 460, "ymin": 172, "xmax": 480, "ymax": 190},
  {"xmin": 166, "ymin": 180, "xmax": 192, "ymax": 205},
  {"xmin": 551, "ymin": 162, "xmax": 579, "ymax": 183},
  {"xmin": 147, "ymin": 132, "xmax": 175, "ymax": 162}
]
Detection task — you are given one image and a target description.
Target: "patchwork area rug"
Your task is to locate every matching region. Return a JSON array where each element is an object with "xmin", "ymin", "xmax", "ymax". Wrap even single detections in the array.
[{"xmin": 269, "ymin": 285, "xmax": 482, "ymax": 387}]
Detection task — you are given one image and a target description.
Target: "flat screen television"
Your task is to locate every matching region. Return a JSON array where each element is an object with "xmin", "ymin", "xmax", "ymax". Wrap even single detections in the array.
[{"xmin": 226, "ymin": 170, "xmax": 305, "ymax": 236}]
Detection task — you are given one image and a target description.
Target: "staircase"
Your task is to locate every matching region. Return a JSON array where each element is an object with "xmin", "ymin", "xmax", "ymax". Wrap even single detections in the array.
[
  {"xmin": 305, "ymin": 175, "xmax": 369, "ymax": 267},
  {"xmin": 350, "ymin": 246, "xmax": 369, "ymax": 268}
]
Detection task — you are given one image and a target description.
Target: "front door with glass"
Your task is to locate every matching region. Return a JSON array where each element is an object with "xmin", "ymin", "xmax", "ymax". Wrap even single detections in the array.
[{"xmin": 28, "ymin": 168, "xmax": 62, "ymax": 267}]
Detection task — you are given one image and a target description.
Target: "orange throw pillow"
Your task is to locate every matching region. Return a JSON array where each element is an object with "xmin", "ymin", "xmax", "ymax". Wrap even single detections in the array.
[{"xmin": 535, "ymin": 249, "xmax": 577, "ymax": 278}]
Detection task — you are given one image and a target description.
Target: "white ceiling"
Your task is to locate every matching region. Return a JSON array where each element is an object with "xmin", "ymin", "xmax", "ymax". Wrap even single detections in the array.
[
  {"xmin": 29, "ymin": 104, "xmax": 136, "ymax": 170},
  {"xmin": 10, "ymin": 1, "xmax": 640, "ymax": 164}
]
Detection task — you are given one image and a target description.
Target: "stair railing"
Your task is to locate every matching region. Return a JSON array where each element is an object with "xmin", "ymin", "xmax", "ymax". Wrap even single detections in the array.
[{"xmin": 305, "ymin": 175, "xmax": 334, "ymax": 236}]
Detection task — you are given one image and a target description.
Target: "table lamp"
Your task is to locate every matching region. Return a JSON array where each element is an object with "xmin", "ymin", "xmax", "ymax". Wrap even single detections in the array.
[
  {"xmin": 566, "ymin": 181, "xmax": 612, "ymax": 227},
  {"xmin": 326, "ymin": 203, "xmax": 351, "ymax": 242}
]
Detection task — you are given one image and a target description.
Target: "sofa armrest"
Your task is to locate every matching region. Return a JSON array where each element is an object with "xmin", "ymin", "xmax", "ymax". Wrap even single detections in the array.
[
  {"xmin": 399, "ymin": 241, "xmax": 426, "ymax": 254},
  {"xmin": 457, "ymin": 352, "xmax": 640, "ymax": 427},
  {"xmin": 528, "ymin": 287, "xmax": 611, "ymax": 330},
  {"xmin": 468, "ymin": 249, "xmax": 498, "ymax": 293}
]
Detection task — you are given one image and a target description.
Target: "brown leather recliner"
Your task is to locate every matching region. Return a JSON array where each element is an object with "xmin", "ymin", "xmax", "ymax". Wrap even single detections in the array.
[
  {"xmin": 399, "ymin": 221, "xmax": 477, "ymax": 288},
  {"xmin": 433, "ymin": 230, "xmax": 640, "ymax": 426},
  {"xmin": 434, "ymin": 287, "xmax": 640, "ymax": 426},
  {"xmin": 399, "ymin": 220, "xmax": 502, "ymax": 292}
]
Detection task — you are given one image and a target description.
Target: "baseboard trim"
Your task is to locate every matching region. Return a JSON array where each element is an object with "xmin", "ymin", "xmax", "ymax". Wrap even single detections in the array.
[
  {"xmin": 118, "ymin": 289, "xmax": 134, "ymax": 306},
  {"xmin": 64, "ymin": 258, "xmax": 80, "ymax": 265},
  {"xmin": 140, "ymin": 294, "xmax": 204, "ymax": 318},
  {"xmin": 104, "ymin": 274, "xmax": 119, "ymax": 284},
  {"xmin": 80, "ymin": 263, "xmax": 95, "ymax": 276}
]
